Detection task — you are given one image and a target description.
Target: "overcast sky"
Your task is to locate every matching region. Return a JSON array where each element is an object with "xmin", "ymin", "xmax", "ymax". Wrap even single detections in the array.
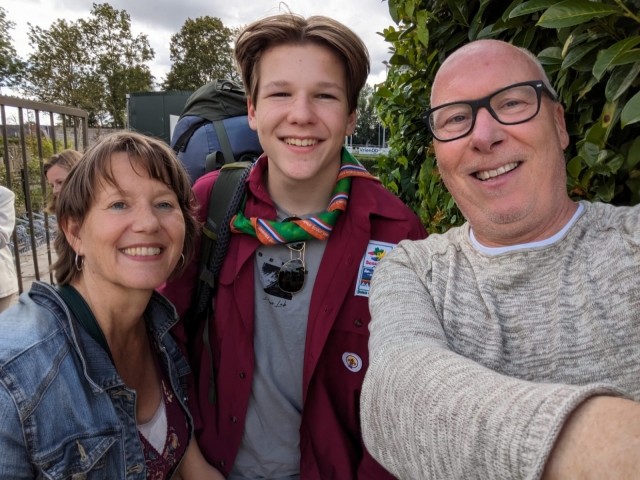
[{"xmin": 4, "ymin": 0, "xmax": 395, "ymax": 90}]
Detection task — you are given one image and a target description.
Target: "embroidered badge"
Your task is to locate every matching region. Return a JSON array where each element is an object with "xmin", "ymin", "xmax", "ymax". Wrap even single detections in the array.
[
  {"xmin": 355, "ymin": 240, "xmax": 397, "ymax": 297},
  {"xmin": 342, "ymin": 352, "xmax": 363, "ymax": 372}
]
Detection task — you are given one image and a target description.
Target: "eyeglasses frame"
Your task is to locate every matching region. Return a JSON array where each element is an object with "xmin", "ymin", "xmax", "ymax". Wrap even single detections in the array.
[{"xmin": 422, "ymin": 80, "xmax": 558, "ymax": 143}]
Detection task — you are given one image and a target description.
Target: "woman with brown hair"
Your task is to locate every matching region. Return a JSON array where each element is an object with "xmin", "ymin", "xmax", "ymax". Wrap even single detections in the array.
[
  {"xmin": 0, "ymin": 132, "xmax": 223, "ymax": 479},
  {"xmin": 43, "ymin": 149, "xmax": 82, "ymax": 211}
]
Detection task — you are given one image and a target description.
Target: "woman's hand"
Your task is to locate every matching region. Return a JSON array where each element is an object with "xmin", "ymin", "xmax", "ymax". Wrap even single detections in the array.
[{"xmin": 177, "ymin": 440, "xmax": 225, "ymax": 480}]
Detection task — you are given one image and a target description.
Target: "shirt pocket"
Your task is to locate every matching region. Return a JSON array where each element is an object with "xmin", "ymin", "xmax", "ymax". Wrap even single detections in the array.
[
  {"xmin": 329, "ymin": 296, "xmax": 371, "ymax": 338},
  {"xmin": 37, "ymin": 434, "xmax": 116, "ymax": 480},
  {"xmin": 324, "ymin": 298, "xmax": 372, "ymax": 382}
]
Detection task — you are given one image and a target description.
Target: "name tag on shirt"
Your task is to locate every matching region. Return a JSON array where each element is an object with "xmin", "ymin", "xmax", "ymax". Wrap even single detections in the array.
[{"xmin": 354, "ymin": 240, "xmax": 397, "ymax": 297}]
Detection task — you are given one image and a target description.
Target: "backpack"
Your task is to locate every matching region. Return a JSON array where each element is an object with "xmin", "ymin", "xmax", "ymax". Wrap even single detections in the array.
[
  {"xmin": 171, "ymin": 79, "xmax": 262, "ymax": 183},
  {"xmin": 190, "ymin": 160, "xmax": 254, "ymax": 404},
  {"xmin": 171, "ymin": 81, "xmax": 260, "ymax": 402}
]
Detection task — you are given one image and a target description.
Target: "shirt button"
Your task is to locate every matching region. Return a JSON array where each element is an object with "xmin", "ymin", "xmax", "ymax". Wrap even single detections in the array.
[
  {"xmin": 220, "ymin": 461, "xmax": 226, "ymax": 467},
  {"xmin": 239, "ymin": 372, "xmax": 245, "ymax": 378},
  {"xmin": 354, "ymin": 319, "xmax": 363, "ymax": 327},
  {"xmin": 232, "ymin": 416, "xmax": 237, "ymax": 423}
]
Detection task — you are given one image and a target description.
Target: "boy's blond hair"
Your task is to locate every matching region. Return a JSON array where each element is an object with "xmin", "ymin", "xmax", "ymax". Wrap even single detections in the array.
[{"xmin": 234, "ymin": 13, "xmax": 370, "ymax": 114}]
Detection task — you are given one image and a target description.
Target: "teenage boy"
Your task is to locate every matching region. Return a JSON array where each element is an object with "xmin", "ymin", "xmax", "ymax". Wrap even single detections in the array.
[{"xmin": 160, "ymin": 13, "xmax": 426, "ymax": 479}]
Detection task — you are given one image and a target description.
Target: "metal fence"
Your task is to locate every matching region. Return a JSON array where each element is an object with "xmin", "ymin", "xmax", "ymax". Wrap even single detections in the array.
[{"xmin": 1, "ymin": 95, "xmax": 88, "ymax": 293}]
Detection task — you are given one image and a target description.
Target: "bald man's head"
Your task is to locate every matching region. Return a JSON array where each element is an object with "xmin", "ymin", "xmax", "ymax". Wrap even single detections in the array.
[
  {"xmin": 431, "ymin": 40, "xmax": 555, "ymax": 106},
  {"xmin": 424, "ymin": 39, "xmax": 573, "ymax": 247}
]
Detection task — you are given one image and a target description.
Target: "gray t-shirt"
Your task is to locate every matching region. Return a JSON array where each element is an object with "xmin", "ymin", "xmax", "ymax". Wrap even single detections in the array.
[{"xmin": 229, "ymin": 205, "xmax": 328, "ymax": 480}]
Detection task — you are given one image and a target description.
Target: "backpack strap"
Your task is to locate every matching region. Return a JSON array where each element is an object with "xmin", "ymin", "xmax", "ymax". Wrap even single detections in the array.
[
  {"xmin": 205, "ymin": 151, "xmax": 225, "ymax": 174},
  {"xmin": 212, "ymin": 120, "xmax": 236, "ymax": 166},
  {"xmin": 185, "ymin": 161, "xmax": 254, "ymax": 404},
  {"xmin": 197, "ymin": 162, "xmax": 252, "ymax": 297},
  {"xmin": 172, "ymin": 118, "xmax": 209, "ymax": 153}
]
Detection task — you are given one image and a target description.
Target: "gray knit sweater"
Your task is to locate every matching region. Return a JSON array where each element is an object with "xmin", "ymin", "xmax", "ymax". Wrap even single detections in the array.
[{"xmin": 361, "ymin": 201, "xmax": 640, "ymax": 480}]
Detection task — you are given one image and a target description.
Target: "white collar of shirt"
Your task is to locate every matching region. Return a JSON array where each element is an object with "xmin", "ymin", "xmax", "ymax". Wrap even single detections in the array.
[{"xmin": 469, "ymin": 203, "xmax": 584, "ymax": 256}]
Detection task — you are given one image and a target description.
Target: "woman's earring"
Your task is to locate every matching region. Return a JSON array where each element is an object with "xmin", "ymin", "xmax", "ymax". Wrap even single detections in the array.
[
  {"xmin": 177, "ymin": 253, "xmax": 185, "ymax": 268},
  {"xmin": 74, "ymin": 253, "xmax": 84, "ymax": 271}
]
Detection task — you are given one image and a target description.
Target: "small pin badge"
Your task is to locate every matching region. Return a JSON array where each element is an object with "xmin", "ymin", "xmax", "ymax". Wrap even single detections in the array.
[{"xmin": 342, "ymin": 352, "xmax": 362, "ymax": 372}]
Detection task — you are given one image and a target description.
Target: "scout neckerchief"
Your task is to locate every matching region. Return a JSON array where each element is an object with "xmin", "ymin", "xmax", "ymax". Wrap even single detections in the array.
[{"xmin": 230, "ymin": 148, "xmax": 379, "ymax": 245}]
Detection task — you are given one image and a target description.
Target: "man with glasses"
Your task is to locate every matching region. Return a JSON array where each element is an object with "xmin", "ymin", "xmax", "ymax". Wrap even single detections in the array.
[
  {"xmin": 361, "ymin": 39, "xmax": 640, "ymax": 479},
  {"xmin": 160, "ymin": 12, "xmax": 426, "ymax": 480}
]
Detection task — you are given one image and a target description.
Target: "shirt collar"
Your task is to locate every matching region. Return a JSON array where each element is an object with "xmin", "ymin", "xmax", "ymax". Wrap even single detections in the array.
[
  {"xmin": 30, "ymin": 282, "xmax": 181, "ymax": 391},
  {"xmin": 244, "ymin": 152, "xmax": 404, "ymax": 221}
]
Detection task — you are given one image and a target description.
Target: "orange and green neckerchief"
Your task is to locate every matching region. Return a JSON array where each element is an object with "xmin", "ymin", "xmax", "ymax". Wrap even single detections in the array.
[{"xmin": 230, "ymin": 148, "xmax": 379, "ymax": 245}]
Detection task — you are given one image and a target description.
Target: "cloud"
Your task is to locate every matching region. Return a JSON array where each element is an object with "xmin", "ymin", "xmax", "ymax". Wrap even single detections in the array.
[{"xmin": 5, "ymin": 0, "xmax": 396, "ymax": 86}]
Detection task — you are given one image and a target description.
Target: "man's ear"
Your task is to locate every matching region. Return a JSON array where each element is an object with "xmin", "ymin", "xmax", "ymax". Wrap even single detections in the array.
[
  {"xmin": 61, "ymin": 217, "xmax": 83, "ymax": 256},
  {"xmin": 554, "ymin": 102, "xmax": 569, "ymax": 150},
  {"xmin": 247, "ymin": 97, "xmax": 258, "ymax": 132},
  {"xmin": 345, "ymin": 110, "xmax": 357, "ymax": 137}
]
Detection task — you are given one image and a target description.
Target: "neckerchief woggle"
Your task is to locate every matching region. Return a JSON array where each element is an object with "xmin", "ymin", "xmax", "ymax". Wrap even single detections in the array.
[{"xmin": 230, "ymin": 148, "xmax": 379, "ymax": 245}]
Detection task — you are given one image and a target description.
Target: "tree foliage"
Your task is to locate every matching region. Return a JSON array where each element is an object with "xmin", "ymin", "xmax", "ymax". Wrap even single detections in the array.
[
  {"xmin": 353, "ymin": 84, "xmax": 380, "ymax": 145},
  {"xmin": 162, "ymin": 16, "xmax": 238, "ymax": 91},
  {"xmin": 376, "ymin": 0, "xmax": 640, "ymax": 233},
  {"xmin": 82, "ymin": 3, "xmax": 155, "ymax": 128},
  {"xmin": 0, "ymin": 7, "xmax": 25, "ymax": 88},
  {"xmin": 21, "ymin": 3, "xmax": 154, "ymax": 128},
  {"xmin": 23, "ymin": 19, "xmax": 102, "ymax": 122}
]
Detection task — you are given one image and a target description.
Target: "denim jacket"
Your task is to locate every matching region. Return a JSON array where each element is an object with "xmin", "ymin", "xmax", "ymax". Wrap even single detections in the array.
[{"xmin": 0, "ymin": 282, "xmax": 193, "ymax": 479}]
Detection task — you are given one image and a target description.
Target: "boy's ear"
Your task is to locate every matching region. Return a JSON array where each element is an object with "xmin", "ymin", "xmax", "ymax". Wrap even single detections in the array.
[
  {"xmin": 61, "ymin": 217, "xmax": 84, "ymax": 256},
  {"xmin": 247, "ymin": 98, "xmax": 258, "ymax": 132},
  {"xmin": 345, "ymin": 110, "xmax": 357, "ymax": 137}
]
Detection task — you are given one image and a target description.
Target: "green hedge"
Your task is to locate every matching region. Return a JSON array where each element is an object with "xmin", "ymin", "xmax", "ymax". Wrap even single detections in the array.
[{"xmin": 376, "ymin": 0, "xmax": 640, "ymax": 233}]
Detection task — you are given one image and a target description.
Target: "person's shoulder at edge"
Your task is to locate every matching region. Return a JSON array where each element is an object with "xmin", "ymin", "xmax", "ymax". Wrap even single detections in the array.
[
  {"xmin": 583, "ymin": 200, "xmax": 640, "ymax": 243},
  {"xmin": 374, "ymin": 220, "xmax": 469, "ymax": 288},
  {"xmin": 0, "ymin": 185, "xmax": 15, "ymax": 202}
]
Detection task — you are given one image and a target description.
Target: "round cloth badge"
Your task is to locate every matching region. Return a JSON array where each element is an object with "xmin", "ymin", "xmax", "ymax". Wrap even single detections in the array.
[{"xmin": 342, "ymin": 352, "xmax": 362, "ymax": 373}]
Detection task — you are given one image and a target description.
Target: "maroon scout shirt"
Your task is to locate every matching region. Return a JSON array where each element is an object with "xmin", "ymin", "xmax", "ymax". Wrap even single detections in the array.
[{"xmin": 159, "ymin": 158, "xmax": 427, "ymax": 479}]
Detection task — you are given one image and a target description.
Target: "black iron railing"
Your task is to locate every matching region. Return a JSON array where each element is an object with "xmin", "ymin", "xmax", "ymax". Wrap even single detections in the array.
[{"xmin": 1, "ymin": 95, "xmax": 88, "ymax": 293}]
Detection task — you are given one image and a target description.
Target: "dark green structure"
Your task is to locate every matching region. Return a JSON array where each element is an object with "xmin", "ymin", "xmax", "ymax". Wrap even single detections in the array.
[{"xmin": 126, "ymin": 91, "xmax": 193, "ymax": 144}]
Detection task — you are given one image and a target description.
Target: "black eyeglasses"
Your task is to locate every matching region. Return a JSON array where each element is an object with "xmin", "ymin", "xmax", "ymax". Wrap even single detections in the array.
[
  {"xmin": 422, "ymin": 80, "xmax": 557, "ymax": 142},
  {"xmin": 278, "ymin": 241, "xmax": 306, "ymax": 294}
]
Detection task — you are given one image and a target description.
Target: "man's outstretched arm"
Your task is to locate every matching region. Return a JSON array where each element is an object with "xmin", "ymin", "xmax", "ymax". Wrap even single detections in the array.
[
  {"xmin": 360, "ymin": 241, "xmax": 629, "ymax": 480},
  {"xmin": 542, "ymin": 396, "xmax": 640, "ymax": 479}
]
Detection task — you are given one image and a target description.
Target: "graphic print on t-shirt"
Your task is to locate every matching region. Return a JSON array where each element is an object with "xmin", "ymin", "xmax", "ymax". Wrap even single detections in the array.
[{"xmin": 257, "ymin": 250, "xmax": 307, "ymax": 302}]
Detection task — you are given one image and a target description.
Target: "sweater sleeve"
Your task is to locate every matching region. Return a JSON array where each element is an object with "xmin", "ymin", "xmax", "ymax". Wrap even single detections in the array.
[{"xmin": 360, "ymin": 241, "xmax": 625, "ymax": 480}]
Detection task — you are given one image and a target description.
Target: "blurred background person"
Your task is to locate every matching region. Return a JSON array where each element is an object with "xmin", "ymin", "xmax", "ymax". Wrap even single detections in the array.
[
  {"xmin": 0, "ymin": 185, "xmax": 18, "ymax": 313},
  {"xmin": 43, "ymin": 149, "xmax": 82, "ymax": 212}
]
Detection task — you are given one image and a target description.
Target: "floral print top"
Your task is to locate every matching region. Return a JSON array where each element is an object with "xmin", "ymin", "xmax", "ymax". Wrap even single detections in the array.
[{"xmin": 138, "ymin": 341, "xmax": 189, "ymax": 479}]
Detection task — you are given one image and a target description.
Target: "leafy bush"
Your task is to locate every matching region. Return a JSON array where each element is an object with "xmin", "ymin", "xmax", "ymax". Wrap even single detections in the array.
[{"xmin": 376, "ymin": 0, "xmax": 640, "ymax": 233}]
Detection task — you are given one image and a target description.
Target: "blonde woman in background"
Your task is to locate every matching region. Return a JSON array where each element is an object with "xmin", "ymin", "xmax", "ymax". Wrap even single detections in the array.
[
  {"xmin": 43, "ymin": 149, "xmax": 82, "ymax": 211},
  {"xmin": 0, "ymin": 185, "xmax": 18, "ymax": 313}
]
